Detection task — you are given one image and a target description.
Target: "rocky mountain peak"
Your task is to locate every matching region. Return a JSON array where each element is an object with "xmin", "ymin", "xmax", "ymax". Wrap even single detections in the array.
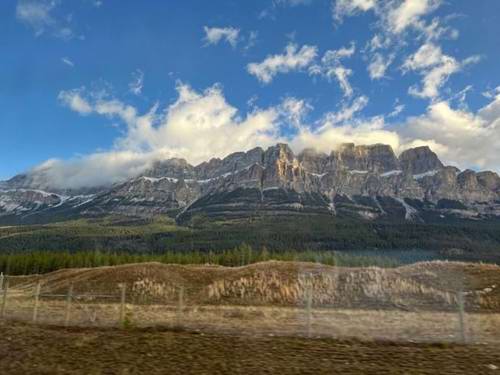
[
  {"xmin": 261, "ymin": 143, "xmax": 303, "ymax": 190},
  {"xmin": 263, "ymin": 143, "xmax": 295, "ymax": 165},
  {"xmin": 144, "ymin": 158, "xmax": 195, "ymax": 179},
  {"xmin": 477, "ymin": 171, "xmax": 500, "ymax": 192},
  {"xmin": 194, "ymin": 147, "xmax": 264, "ymax": 180},
  {"xmin": 333, "ymin": 143, "xmax": 399, "ymax": 173},
  {"xmin": 399, "ymin": 146, "xmax": 444, "ymax": 175},
  {"xmin": 457, "ymin": 170, "xmax": 481, "ymax": 190}
]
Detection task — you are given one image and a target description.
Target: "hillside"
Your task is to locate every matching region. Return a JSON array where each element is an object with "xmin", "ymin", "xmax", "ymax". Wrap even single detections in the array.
[{"xmin": 10, "ymin": 260, "xmax": 500, "ymax": 312}]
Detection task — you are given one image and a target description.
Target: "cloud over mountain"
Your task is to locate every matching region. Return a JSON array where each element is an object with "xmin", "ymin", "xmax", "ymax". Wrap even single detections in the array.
[{"xmin": 43, "ymin": 82, "xmax": 500, "ymax": 188}]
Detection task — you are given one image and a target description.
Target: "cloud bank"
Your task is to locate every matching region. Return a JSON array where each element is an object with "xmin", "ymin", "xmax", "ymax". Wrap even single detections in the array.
[{"xmin": 29, "ymin": 82, "xmax": 500, "ymax": 189}]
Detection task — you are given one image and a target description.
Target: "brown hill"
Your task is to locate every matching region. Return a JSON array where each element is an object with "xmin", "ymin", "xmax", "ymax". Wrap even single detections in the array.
[{"xmin": 9, "ymin": 261, "xmax": 500, "ymax": 312}]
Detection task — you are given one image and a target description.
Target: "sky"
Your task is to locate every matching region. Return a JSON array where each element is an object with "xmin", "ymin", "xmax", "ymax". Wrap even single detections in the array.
[{"xmin": 1, "ymin": 0, "xmax": 500, "ymax": 188}]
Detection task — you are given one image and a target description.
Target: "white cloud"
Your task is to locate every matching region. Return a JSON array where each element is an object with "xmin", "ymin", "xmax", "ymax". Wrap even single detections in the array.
[
  {"xmin": 334, "ymin": 0, "xmax": 442, "ymax": 34},
  {"xmin": 52, "ymin": 85, "xmax": 379, "ymax": 189},
  {"xmin": 260, "ymin": 0, "xmax": 314, "ymax": 19},
  {"xmin": 310, "ymin": 43, "xmax": 356, "ymax": 97},
  {"xmin": 367, "ymin": 34, "xmax": 391, "ymax": 52},
  {"xmin": 58, "ymin": 89, "xmax": 93, "ymax": 115},
  {"xmin": 244, "ymin": 31, "xmax": 259, "ymax": 51},
  {"xmin": 45, "ymin": 81, "xmax": 500, "ymax": 188},
  {"xmin": 129, "ymin": 70, "xmax": 144, "ymax": 96},
  {"xmin": 368, "ymin": 52, "xmax": 394, "ymax": 79},
  {"xmin": 323, "ymin": 95, "xmax": 369, "ymax": 124},
  {"xmin": 297, "ymin": 95, "xmax": 500, "ymax": 173},
  {"xmin": 335, "ymin": 0, "xmax": 463, "ymax": 92},
  {"xmin": 16, "ymin": 0, "xmax": 55, "ymax": 36},
  {"xmin": 16, "ymin": 0, "xmax": 75, "ymax": 40},
  {"xmin": 388, "ymin": 103, "xmax": 405, "ymax": 118},
  {"xmin": 293, "ymin": 115, "xmax": 401, "ymax": 154},
  {"xmin": 387, "ymin": 0, "xmax": 441, "ymax": 33},
  {"xmin": 332, "ymin": 67, "xmax": 354, "ymax": 97},
  {"xmin": 203, "ymin": 26, "xmax": 240, "ymax": 48},
  {"xmin": 61, "ymin": 57, "xmax": 74, "ymax": 67},
  {"xmin": 333, "ymin": 0, "xmax": 377, "ymax": 21},
  {"xmin": 400, "ymin": 99, "xmax": 500, "ymax": 171},
  {"xmin": 53, "ymin": 83, "xmax": 289, "ymax": 188},
  {"xmin": 402, "ymin": 42, "xmax": 443, "ymax": 70},
  {"xmin": 483, "ymin": 86, "xmax": 500, "ymax": 100},
  {"xmin": 280, "ymin": 97, "xmax": 313, "ymax": 129},
  {"xmin": 478, "ymin": 92, "xmax": 500, "ymax": 124},
  {"xmin": 31, "ymin": 151, "xmax": 163, "ymax": 190},
  {"xmin": 403, "ymin": 43, "xmax": 480, "ymax": 99},
  {"xmin": 416, "ymin": 17, "xmax": 459, "ymax": 42},
  {"xmin": 247, "ymin": 43, "xmax": 318, "ymax": 84}
]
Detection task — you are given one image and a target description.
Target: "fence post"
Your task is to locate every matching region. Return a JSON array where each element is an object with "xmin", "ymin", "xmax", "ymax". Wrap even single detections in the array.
[
  {"xmin": 119, "ymin": 283, "xmax": 126, "ymax": 326},
  {"xmin": 1, "ymin": 279, "xmax": 9, "ymax": 319},
  {"xmin": 306, "ymin": 282, "xmax": 313, "ymax": 337},
  {"xmin": 457, "ymin": 291, "xmax": 468, "ymax": 344},
  {"xmin": 64, "ymin": 284, "xmax": 74, "ymax": 327},
  {"xmin": 0, "ymin": 272, "xmax": 4, "ymax": 291},
  {"xmin": 32, "ymin": 281, "xmax": 41, "ymax": 323}
]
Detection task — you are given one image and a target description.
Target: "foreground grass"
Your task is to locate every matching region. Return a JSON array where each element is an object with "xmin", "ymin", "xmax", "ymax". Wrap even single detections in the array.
[{"xmin": 0, "ymin": 320, "xmax": 498, "ymax": 374}]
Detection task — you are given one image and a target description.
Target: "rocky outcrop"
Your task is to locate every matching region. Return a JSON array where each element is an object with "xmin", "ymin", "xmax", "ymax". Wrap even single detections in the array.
[
  {"xmin": 144, "ymin": 158, "xmax": 196, "ymax": 180},
  {"xmin": 477, "ymin": 171, "xmax": 500, "ymax": 192},
  {"xmin": 194, "ymin": 147, "xmax": 264, "ymax": 180},
  {"xmin": 333, "ymin": 143, "xmax": 400, "ymax": 173},
  {"xmin": 399, "ymin": 146, "xmax": 444, "ymax": 175},
  {"xmin": 1, "ymin": 143, "xmax": 499, "ymax": 224},
  {"xmin": 0, "ymin": 189, "xmax": 64, "ymax": 215}
]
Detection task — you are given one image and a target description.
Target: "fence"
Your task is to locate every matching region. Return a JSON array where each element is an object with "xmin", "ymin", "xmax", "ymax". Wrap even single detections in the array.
[{"xmin": 0, "ymin": 265, "xmax": 498, "ymax": 344}]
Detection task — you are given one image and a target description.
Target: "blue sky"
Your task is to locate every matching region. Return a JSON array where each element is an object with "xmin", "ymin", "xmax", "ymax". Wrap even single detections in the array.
[{"xmin": 1, "ymin": 0, "xmax": 500, "ymax": 187}]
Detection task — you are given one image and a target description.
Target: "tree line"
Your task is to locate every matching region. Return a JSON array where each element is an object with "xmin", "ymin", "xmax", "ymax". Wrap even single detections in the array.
[{"xmin": 0, "ymin": 245, "xmax": 400, "ymax": 275}]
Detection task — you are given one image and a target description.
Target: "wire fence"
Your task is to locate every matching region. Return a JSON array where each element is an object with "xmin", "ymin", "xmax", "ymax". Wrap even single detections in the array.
[{"xmin": 0, "ymin": 267, "xmax": 499, "ymax": 344}]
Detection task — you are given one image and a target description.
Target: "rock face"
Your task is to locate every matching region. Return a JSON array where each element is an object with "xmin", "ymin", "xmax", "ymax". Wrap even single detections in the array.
[
  {"xmin": 1, "ymin": 143, "xmax": 500, "ymax": 224},
  {"xmin": 144, "ymin": 158, "xmax": 196, "ymax": 180},
  {"xmin": 477, "ymin": 171, "xmax": 500, "ymax": 192},
  {"xmin": 0, "ymin": 189, "xmax": 64, "ymax": 215},
  {"xmin": 399, "ymin": 146, "xmax": 444, "ymax": 175},
  {"xmin": 333, "ymin": 143, "xmax": 401, "ymax": 173}
]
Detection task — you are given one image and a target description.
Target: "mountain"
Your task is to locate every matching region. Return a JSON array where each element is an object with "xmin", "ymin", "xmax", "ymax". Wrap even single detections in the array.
[{"xmin": 1, "ymin": 143, "xmax": 500, "ymax": 225}]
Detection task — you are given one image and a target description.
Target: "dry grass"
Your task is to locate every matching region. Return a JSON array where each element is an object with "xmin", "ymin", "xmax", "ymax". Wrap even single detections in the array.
[
  {"xmin": 3, "ymin": 297, "xmax": 500, "ymax": 344},
  {"xmin": 7, "ymin": 260, "xmax": 500, "ymax": 311},
  {"xmin": 2, "ymin": 260, "xmax": 500, "ymax": 345}
]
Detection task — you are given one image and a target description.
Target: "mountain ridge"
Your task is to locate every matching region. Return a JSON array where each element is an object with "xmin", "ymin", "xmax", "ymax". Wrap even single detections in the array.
[{"xmin": 1, "ymin": 143, "xmax": 499, "ymax": 225}]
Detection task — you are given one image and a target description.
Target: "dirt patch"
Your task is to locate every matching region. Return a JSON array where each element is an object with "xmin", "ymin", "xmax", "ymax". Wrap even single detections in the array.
[{"xmin": 0, "ymin": 320, "xmax": 499, "ymax": 374}]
